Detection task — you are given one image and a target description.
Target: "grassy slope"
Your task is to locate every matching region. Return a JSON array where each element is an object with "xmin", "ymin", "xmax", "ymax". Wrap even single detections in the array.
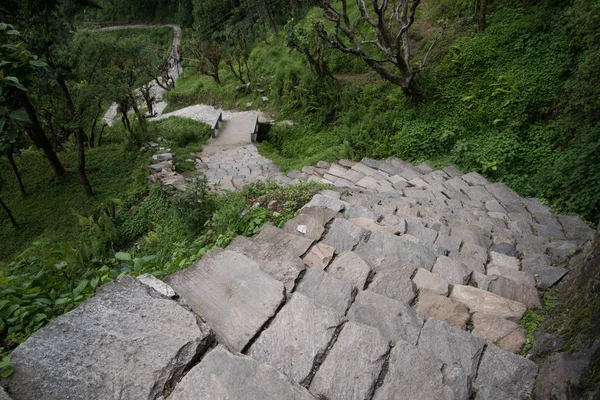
[{"xmin": 165, "ymin": 3, "xmax": 599, "ymax": 223}]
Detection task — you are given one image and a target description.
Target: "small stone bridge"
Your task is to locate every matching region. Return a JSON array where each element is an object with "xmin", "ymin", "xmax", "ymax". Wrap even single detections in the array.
[{"xmin": 3, "ymin": 128, "xmax": 594, "ymax": 398}]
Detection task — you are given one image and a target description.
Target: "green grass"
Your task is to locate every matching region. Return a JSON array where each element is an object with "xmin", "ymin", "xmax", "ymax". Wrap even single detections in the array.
[
  {"xmin": 89, "ymin": 26, "xmax": 173, "ymax": 52},
  {"xmin": 0, "ymin": 145, "xmax": 147, "ymax": 261}
]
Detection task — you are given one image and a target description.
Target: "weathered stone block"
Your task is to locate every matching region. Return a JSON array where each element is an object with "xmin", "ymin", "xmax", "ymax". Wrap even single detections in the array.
[
  {"xmin": 347, "ymin": 290, "xmax": 423, "ymax": 344},
  {"xmin": 254, "ymin": 224, "xmax": 314, "ymax": 257},
  {"xmin": 368, "ymin": 268, "xmax": 416, "ymax": 305},
  {"xmin": 412, "ymin": 268, "xmax": 449, "ymax": 295},
  {"xmin": 166, "ymin": 249, "xmax": 284, "ymax": 352},
  {"xmin": 248, "ymin": 293, "xmax": 345, "ymax": 384},
  {"xmin": 169, "ymin": 345, "xmax": 316, "ymax": 400},
  {"xmin": 432, "ymin": 255, "xmax": 472, "ymax": 285},
  {"xmin": 488, "ymin": 276, "xmax": 542, "ymax": 309},
  {"xmin": 283, "ymin": 214, "xmax": 325, "ymax": 240},
  {"xmin": 471, "ymin": 313, "xmax": 526, "ymax": 354},
  {"xmin": 5, "ymin": 276, "xmax": 214, "ymax": 400},
  {"xmin": 415, "ymin": 289, "xmax": 471, "ymax": 329},
  {"xmin": 449, "ymin": 285, "xmax": 527, "ymax": 322},
  {"xmin": 327, "ymin": 251, "xmax": 371, "ymax": 290},
  {"xmin": 295, "ymin": 268, "xmax": 353, "ymax": 314},
  {"xmin": 475, "ymin": 343, "xmax": 538, "ymax": 399},
  {"xmin": 302, "ymin": 242, "xmax": 335, "ymax": 269},
  {"xmin": 227, "ymin": 236, "xmax": 305, "ymax": 294},
  {"xmin": 322, "ymin": 218, "xmax": 367, "ymax": 254},
  {"xmin": 310, "ymin": 322, "xmax": 389, "ymax": 400}
]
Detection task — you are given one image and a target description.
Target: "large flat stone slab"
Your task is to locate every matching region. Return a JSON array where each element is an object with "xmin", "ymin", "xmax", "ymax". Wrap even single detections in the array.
[
  {"xmin": 248, "ymin": 293, "xmax": 345, "ymax": 384},
  {"xmin": 368, "ymin": 268, "xmax": 416, "ymax": 305},
  {"xmin": 309, "ymin": 321, "xmax": 389, "ymax": 400},
  {"xmin": 5, "ymin": 276, "xmax": 214, "ymax": 400},
  {"xmin": 254, "ymin": 224, "xmax": 314, "ymax": 257},
  {"xmin": 415, "ymin": 289, "xmax": 471, "ymax": 330},
  {"xmin": 418, "ymin": 317, "xmax": 485, "ymax": 382},
  {"xmin": 227, "ymin": 236, "xmax": 305, "ymax": 294},
  {"xmin": 488, "ymin": 276, "xmax": 542, "ymax": 309},
  {"xmin": 432, "ymin": 255, "xmax": 472, "ymax": 285},
  {"xmin": 302, "ymin": 242, "xmax": 335, "ymax": 269},
  {"xmin": 449, "ymin": 285, "xmax": 527, "ymax": 322},
  {"xmin": 302, "ymin": 194, "xmax": 347, "ymax": 213},
  {"xmin": 412, "ymin": 268, "xmax": 449, "ymax": 295},
  {"xmin": 373, "ymin": 339, "xmax": 455, "ymax": 400},
  {"xmin": 283, "ymin": 213, "xmax": 325, "ymax": 240},
  {"xmin": 354, "ymin": 231, "xmax": 437, "ymax": 271},
  {"xmin": 322, "ymin": 218, "xmax": 367, "ymax": 254},
  {"xmin": 166, "ymin": 249, "xmax": 285, "ymax": 352},
  {"xmin": 327, "ymin": 251, "xmax": 371, "ymax": 290},
  {"xmin": 295, "ymin": 268, "xmax": 353, "ymax": 314},
  {"xmin": 169, "ymin": 345, "xmax": 315, "ymax": 400},
  {"xmin": 347, "ymin": 290, "xmax": 423, "ymax": 345},
  {"xmin": 475, "ymin": 343, "xmax": 538, "ymax": 399}
]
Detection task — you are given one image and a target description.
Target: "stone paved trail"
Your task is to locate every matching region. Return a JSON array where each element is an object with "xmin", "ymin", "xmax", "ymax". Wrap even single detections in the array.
[{"xmin": 3, "ymin": 137, "xmax": 596, "ymax": 398}]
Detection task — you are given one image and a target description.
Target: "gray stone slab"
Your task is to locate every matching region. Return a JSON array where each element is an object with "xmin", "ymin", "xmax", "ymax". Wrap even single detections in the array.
[
  {"xmin": 348, "ymin": 217, "xmax": 399, "ymax": 234},
  {"xmin": 300, "ymin": 206, "xmax": 338, "ymax": 225},
  {"xmin": 226, "ymin": 236, "xmax": 305, "ymax": 294},
  {"xmin": 475, "ymin": 386, "xmax": 520, "ymax": 400},
  {"xmin": 373, "ymin": 339, "xmax": 455, "ymax": 400},
  {"xmin": 5, "ymin": 276, "xmax": 214, "ymax": 400},
  {"xmin": 327, "ymin": 163, "xmax": 366, "ymax": 183},
  {"xmin": 488, "ymin": 276, "xmax": 542, "ymax": 309},
  {"xmin": 462, "ymin": 171, "xmax": 490, "ymax": 186},
  {"xmin": 485, "ymin": 182, "xmax": 522, "ymax": 205},
  {"xmin": 475, "ymin": 343, "xmax": 538, "ymax": 399},
  {"xmin": 443, "ymin": 165, "xmax": 464, "ymax": 177},
  {"xmin": 546, "ymin": 240, "xmax": 580, "ymax": 264},
  {"xmin": 463, "ymin": 185, "xmax": 495, "ymax": 202},
  {"xmin": 327, "ymin": 251, "xmax": 371, "ymax": 290},
  {"xmin": 435, "ymin": 233, "xmax": 462, "ymax": 253},
  {"xmin": 490, "ymin": 242, "xmax": 519, "ymax": 257},
  {"xmin": 522, "ymin": 198, "xmax": 551, "ymax": 215},
  {"xmin": 295, "ymin": 267, "xmax": 353, "ymax": 314},
  {"xmin": 487, "ymin": 265, "xmax": 536, "ymax": 287},
  {"xmin": 310, "ymin": 321, "xmax": 389, "ymax": 400},
  {"xmin": 248, "ymin": 293, "xmax": 345, "ymax": 384},
  {"xmin": 343, "ymin": 204, "xmax": 379, "ymax": 220},
  {"xmin": 302, "ymin": 194, "xmax": 347, "ymax": 213},
  {"xmin": 169, "ymin": 345, "xmax": 316, "ymax": 400},
  {"xmin": 0, "ymin": 388, "xmax": 10, "ymax": 400},
  {"xmin": 347, "ymin": 290, "xmax": 423, "ymax": 345},
  {"xmin": 450, "ymin": 252, "xmax": 486, "ymax": 275},
  {"xmin": 283, "ymin": 213, "xmax": 325, "ymax": 240},
  {"xmin": 469, "ymin": 271, "xmax": 497, "ymax": 291},
  {"xmin": 521, "ymin": 257, "xmax": 568, "ymax": 289},
  {"xmin": 413, "ymin": 268, "xmax": 449, "ymax": 295},
  {"xmin": 322, "ymin": 218, "xmax": 367, "ymax": 254},
  {"xmin": 166, "ymin": 250, "xmax": 284, "ymax": 352},
  {"xmin": 558, "ymin": 215, "xmax": 594, "ymax": 245},
  {"xmin": 449, "ymin": 285, "xmax": 527, "ymax": 322},
  {"xmin": 460, "ymin": 242, "xmax": 488, "ymax": 264},
  {"xmin": 432, "ymin": 255, "xmax": 472, "ymax": 285},
  {"xmin": 452, "ymin": 227, "xmax": 492, "ymax": 248},
  {"xmin": 354, "ymin": 231, "xmax": 437, "ymax": 271},
  {"xmin": 369, "ymin": 268, "xmax": 416, "ymax": 305},
  {"xmin": 487, "ymin": 251, "xmax": 520, "ymax": 271},
  {"xmin": 406, "ymin": 222, "xmax": 439, "ymax": 245},
  {"xmin": 418, "ymin": 317, "xmax": 485, "ymax": 381},
  {"xmin": 254, "ymin": 224, "xmax": 314, "ymax": 257},
  {"xmin": 352, "ymin": 163, "xmax": 390, "ymax": 181}
]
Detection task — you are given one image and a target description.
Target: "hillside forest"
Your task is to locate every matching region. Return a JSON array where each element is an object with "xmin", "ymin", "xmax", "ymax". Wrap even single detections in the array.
[{"xmin": 0, "ymin": 0, "xmax": 598, "ymax": 382}]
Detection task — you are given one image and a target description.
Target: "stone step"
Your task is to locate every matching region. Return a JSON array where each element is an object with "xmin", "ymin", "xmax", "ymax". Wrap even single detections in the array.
[
  {"xmin": 254, "ymin": 224, "xmax": 314, "ymax": 257},
  {"xmin": 247, "ymin": 292, "xmax": 345, "ymax": 385},
  {"xmin": 165, "ymin": 249, "xmax": 285, "ymax": 352},
  {"xmin": 4, "ymin": 276, "xmax": 214, "ymax": 400},
  {"xmin": 226, "ymin": 236, "xmax": 305, "ymax": 295},
  {"xmin": 168, "ymin": 345, "xmax": 316, "ymax": 400}
]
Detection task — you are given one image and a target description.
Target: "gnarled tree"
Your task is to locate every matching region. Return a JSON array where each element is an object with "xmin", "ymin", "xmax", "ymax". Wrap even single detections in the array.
[{"xmin": 315, "ymin": 0, "xmax": 434, "ymax": 98}]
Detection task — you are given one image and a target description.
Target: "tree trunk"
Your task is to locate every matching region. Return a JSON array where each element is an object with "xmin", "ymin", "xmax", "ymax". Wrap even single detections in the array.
[
  {"xmin": 478, "ymin": 0, "xmax": 487, "ymax": 32},
  {"xmin": 97, "ymin": 123, "xmax": 107, "ymax": 147},
  {"xmin": 7, "ymin": 152, "xmax": 26, "ymax": 195},
  {"xmin": 75, "ymin": 129, "xmax": 94, "ymax": 197},
  {"xmin": 0, "ymin": 196, "xmax": 18, "ymax": 228},
  {"xmin": 57, "ymin": 77, "xmax": 94, "ymax": 198},
  {"xmin": 21, "ymin": 95, "xmax": 66, "ymax": 177}
]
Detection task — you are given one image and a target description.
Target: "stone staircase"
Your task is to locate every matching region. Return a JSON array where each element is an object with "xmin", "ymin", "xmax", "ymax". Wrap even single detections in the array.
[{"xmin": 2, "ymin": 157, "xmax": 595, "ymax": 400}]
